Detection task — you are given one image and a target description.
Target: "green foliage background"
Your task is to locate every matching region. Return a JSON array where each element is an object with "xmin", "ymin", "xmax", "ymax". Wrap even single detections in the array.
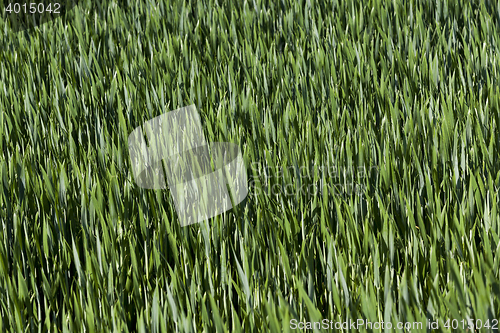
[{"xmin": 1, "ymin": 0, "xmax": 500, "ymax": 331}]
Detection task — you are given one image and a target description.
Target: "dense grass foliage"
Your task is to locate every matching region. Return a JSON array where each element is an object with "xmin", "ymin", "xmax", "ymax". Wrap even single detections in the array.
[{"xmin": 1, "ymin": 0, "xmax": 500, "ymax": 331}]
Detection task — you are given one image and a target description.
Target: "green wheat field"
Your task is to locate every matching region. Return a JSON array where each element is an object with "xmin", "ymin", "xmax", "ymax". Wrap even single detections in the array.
[{"xmin": 1, "ymin": 0, "xmax": 500, "ymax": 331}]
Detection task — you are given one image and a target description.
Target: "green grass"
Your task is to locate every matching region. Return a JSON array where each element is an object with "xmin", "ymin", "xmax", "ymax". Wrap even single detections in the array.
[{"xmin": 1, "ymin": 0, "xmax": 500, "ymax": 331}]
